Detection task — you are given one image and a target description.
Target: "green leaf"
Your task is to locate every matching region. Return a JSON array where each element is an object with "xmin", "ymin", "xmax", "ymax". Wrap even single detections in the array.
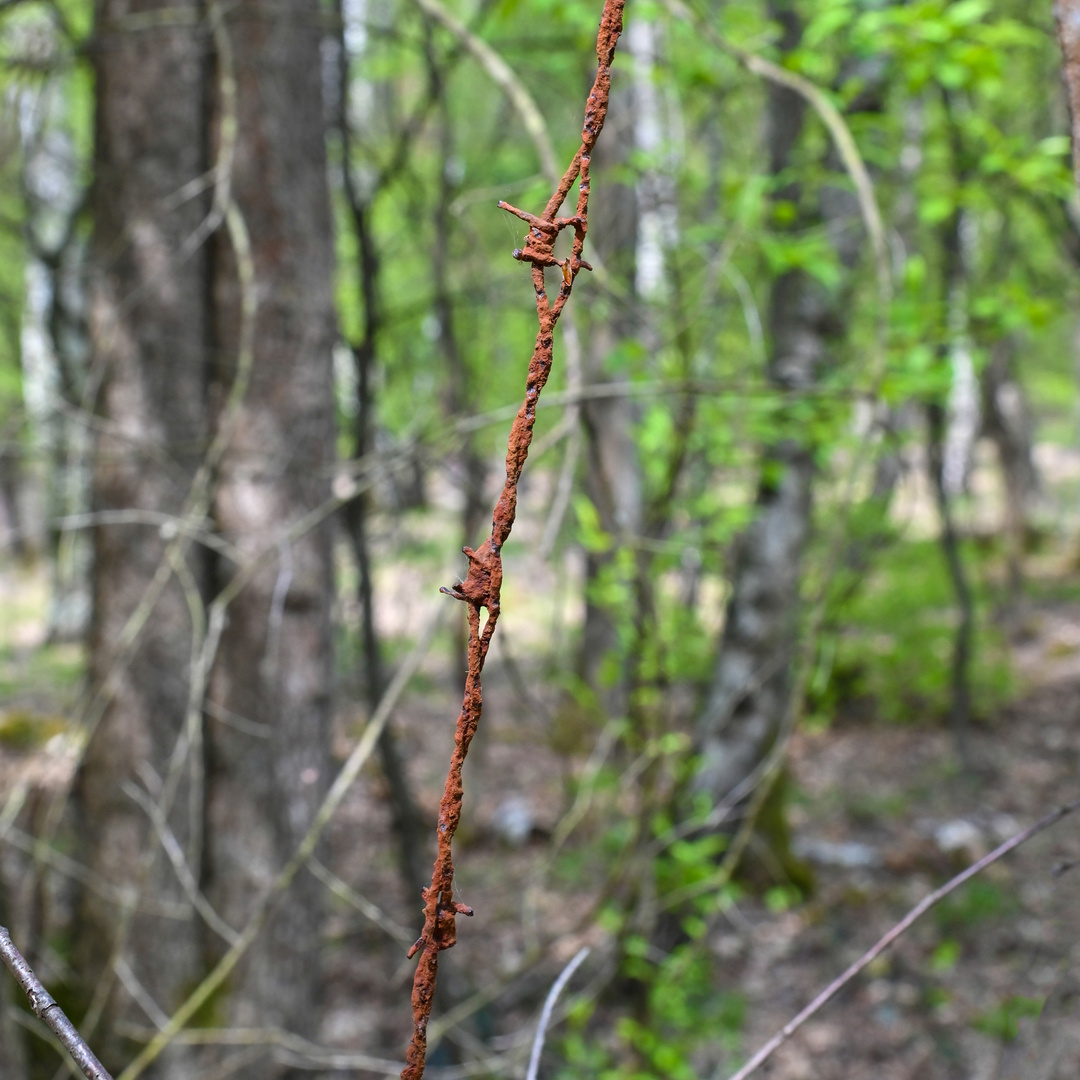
[{"xmin": 930, "ymin": 938, "xmax": 961, "ymax": 971}]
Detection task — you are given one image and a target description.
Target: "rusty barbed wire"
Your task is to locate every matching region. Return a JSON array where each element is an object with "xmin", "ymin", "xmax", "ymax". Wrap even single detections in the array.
[{"xmin": 400, "ymin": 3, "xmax": 626, "ymax": 1078}]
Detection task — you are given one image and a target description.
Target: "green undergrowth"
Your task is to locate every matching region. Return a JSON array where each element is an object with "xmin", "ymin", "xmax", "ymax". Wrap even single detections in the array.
[
  {"xmin": 0, "ymin": 642, "xmax": 83, "ymax": 711},
  {"xmin": 810, "ymin": 537, "xmax": 1015, "ymax": 726},
  {"xmin": 972, "ymin": 994, "xmax": 1044, "ymax": 1041},
  {"xmin": 934, "ymin": 879, "xmax": 1019, "ymax": 932},
  {"xmin": 557, "ymin": 936, "xmax": 745, "ymax": 1080}
]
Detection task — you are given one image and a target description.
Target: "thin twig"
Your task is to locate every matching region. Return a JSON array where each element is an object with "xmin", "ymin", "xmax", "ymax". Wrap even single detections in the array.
[
  {"xmin": 411, "ymin": 0, "xmax": 559, "ymax": 184},
  {"xmin": 308, "ymin": 857, "xmax": 415, "ymax": 946},
  {"xmin": 0, "ymin": 926, "xmax": 113, "ymax": 1080},
  {"xmin": 121, "ymin": 780, "xmax": 240, "ymax": 946},
  {"xmin": 725, "ymin": 797, "xmax": 1080, "ymax": 1080},
  {"xmin": 113, "ymin": 603, "xmax": 447, "ymax": 1080},
  {"xmin": 525, "ymin": 947, "xmax": 590, "ymax": 1080},
  {"xmin": 53, "ymin": 510, "xmax": 241, "ymax": 561},
  {"xmin": 409, "ymin": 0, "xmax": 587, "ymax": 562},
  {"xmin": 114, "ymin": 1022, "xmax": 493, "ymax": 1078},
  {"xmin": 1, "ymin": 826, "xmax": 186, "ymax": 919}
]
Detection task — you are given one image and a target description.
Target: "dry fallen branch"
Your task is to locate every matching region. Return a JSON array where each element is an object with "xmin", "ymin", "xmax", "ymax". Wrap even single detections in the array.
[
  {"xmin": 726, "ymin": 796, "xmax": 1080, "ymax": 1080},
  {"xmin": 525, "ymin": 947, "xmax": 591, "ymax": 1080},
  {"xmin": 0, "ymin": 925, "xmax": 113, "ymax": 1080},
  {"xmin": 400, "ymin": 4, "xmax": 625, "ymax": 1078}
]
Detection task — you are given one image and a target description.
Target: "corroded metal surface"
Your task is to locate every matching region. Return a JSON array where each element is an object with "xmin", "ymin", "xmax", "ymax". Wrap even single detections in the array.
[{"xmin": 400, "ymin": 3, "xmax": 625, "ymax": 1077}]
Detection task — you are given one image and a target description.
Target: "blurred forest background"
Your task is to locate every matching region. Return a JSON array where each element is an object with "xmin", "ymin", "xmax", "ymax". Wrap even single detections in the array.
[{"xmin": 2, "ymin": 0, "xmax": 1080, "ymax": 1077}]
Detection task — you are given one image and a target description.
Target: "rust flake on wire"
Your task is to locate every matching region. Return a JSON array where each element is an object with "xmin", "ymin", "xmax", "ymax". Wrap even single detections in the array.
[{"xmin": 400, "ymin": 3, "xmax": 625, "ymax": 1078}]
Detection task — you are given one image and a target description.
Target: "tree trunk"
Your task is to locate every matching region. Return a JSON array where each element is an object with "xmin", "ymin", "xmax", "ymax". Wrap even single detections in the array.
[
  {"xmin": 202, "ymin": 0, "xmax": 336, "ymax": 1054},
  {"xmin": 75, "ymin": 0, "xmax": 337, "ymax": 1073},
  {"xmin": 579, "ymin": 66, "xmax": 643, "ymax": 704},
  {"xmin": 927, "ymin": 400, "xmax": 974, "ymax": 764},
  {"xmin": 981, "ymin": 336, "xmax": 1038, "ymax": 606},
  {"xmin": 75, "ymin": 1, "xmax": 211, "ymax": 1068},
  {"xmin": 927, "ymin": 195, "xmax": 975, "ymax": 764},
  {"xmin": 1056, "ymin": 0, "xmax": 1080, "ymax": 187},
  {"xmin": 693, "ymin": 2, "xmax": 870, "ymax": 810}
]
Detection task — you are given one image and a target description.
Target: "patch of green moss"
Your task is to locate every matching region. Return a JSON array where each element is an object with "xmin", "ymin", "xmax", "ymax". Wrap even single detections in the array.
[{"xmin": 0, "ymin": 710, "xmax": 67, "ymax": 751}]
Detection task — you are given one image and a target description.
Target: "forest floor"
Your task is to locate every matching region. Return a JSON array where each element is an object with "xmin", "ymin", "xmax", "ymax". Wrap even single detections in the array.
[
  {"xmin": 317, "ymin": 582, "xmax": 1080, "ymax": 1080},
  {"xmin": 2, "ymin": 542, "xmax": 1080, "ymax": 1080}
]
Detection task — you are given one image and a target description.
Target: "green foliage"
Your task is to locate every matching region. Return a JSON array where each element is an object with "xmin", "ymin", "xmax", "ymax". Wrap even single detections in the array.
[
  {"xmin": 930, "ymin": 937, "xmax": 962, "ymax": 972},
  {"xmin": 935, "ymin": 879, "xmax": 1018, "ymax": 931},
  {"xmin": 763, "ymin": 884, "xmax": 802, "ymax": 913},
  {"xmin": 972, "ymin": 994, "xmax": 1044, "ymax": 1041},
  {"xmin": 654, "ymin": 833, "xmax": 728, "ymax": 899},
  {"xmin": 813, "ymin": 539, "xmax": 1014, "ymax": 724},
  {"xmin": 558, "ymin": 942, "xmax": 744, "ymax": 1080},
  {"xmin": 616, "ymin": 948, "xmax": 745, "ymax": 1079}
]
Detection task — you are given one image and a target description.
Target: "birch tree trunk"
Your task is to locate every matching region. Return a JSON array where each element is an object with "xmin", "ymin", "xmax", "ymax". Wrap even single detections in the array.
[
  {"xmin": 1056, "ymin": 0, "xmax": 1080, "ymax": 187},
  {"xmin": 579, "ymin": 67, "xmax": 643, "ymax": 702},
  {"xmin": 694, "ymin": 3, "xmax": 869, "ymax": 808}
]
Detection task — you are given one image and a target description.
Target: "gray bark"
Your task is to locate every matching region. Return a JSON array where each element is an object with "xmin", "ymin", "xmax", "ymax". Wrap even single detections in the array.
[
  {"xmin": 928, "ymin": 104, "xmax": 976, "ymax": 761},
  {"xmin": 75, "ymin": 2, "xmax": 211, "ymax": 1069},
  {"xmin": 0, "ymin": 878, "xmax": 28, "ymax": 1078},
  {"xmin": 981, "ymin": 336, "xmax": 1039, "ymax": 600},
  {"xmin": 203, "ymin": 0, "xmax": 336, "ymax": 1056},
  {"xmin": 694, "ymin": 5, "xmax": 868, "ymax": 806},
  {"xmin": 579, "ymin": 68, "xmax": 643, "ymax": 701},
  {"xmin": 75, "ymin": 0, "xmax": 336, "ymax": 1074},
  {"xmin": 927, "ymin": 398, "xmax": 973, "ymax": 762},
  {"xmin": 628, "ymin": 18, "xmax": 679, "ymax": 303}
]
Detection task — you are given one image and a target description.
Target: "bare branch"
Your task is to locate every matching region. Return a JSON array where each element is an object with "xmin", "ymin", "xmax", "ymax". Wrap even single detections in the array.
[
  {"xmin": 525, "ymin": 947, "xmax": 590, "ymax": 1080},
  {"xmin": 121, "ymin": 781, "xmax": 241, "ymax": 946},
  {"xmin": 113, "ymin": 602, "xmax": 447, "ymax": 1080},
  {"xmin": 54, "ymin": 510, "xmax": 241, "ymax": 561},
  {"xmin": 0, "ymin": 926, "xmax": 113, "ymax": 1080},
  {"xmin": 726, "ymin": 797, "xmax": 1080, "ymax": 1080},
  {"xmin": 307, "ymin": 857, "xmax": 414, "ymax": 946},
  {"xmin": 410, "ymin": 0, "xmax": 559, "ymax": 185},
  {"xmin": 408, "ymin": 0, "xmax": 587, "ymax": 564},
  {"xmin": 114, "ymin": 1023, "xmax": 494, "ymax": 1077},
  {"xmin": 2, "ymin": 826, "xmax": 188, "ymax": 919}
]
